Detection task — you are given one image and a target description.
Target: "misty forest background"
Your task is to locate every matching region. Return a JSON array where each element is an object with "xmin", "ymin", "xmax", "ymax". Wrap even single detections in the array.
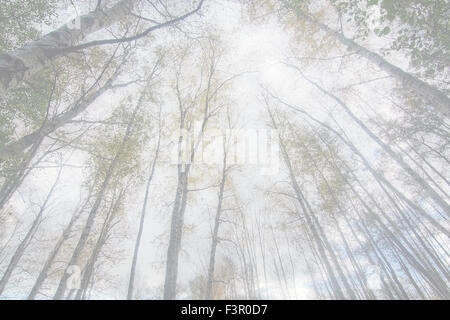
[{"xmin": 0, "ymin": 0, "xmax": 449, "ymax": 300}]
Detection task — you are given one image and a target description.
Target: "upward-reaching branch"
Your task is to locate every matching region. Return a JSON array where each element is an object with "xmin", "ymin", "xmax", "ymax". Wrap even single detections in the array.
[
  {"xmin": 283, "ymin": 1, "xmax": 450, "ymax": 116},
  {"xmin": 0, "ymin": 0, "xmax": 205, "ymax": 92},
  {"xmin": 0, "ymin": 0, "xmax": 136, "ymax": 92},
  {"xmin": 288, "ymin": 66, "xmax": 450, "ymax": 215}
]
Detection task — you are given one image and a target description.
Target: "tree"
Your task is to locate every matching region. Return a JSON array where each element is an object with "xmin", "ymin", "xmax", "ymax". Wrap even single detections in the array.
[
  {"xmin": 53, "ymin": 63, "xmax": 161, "ymax": 299},
  {"xmin": 163, "ymin": 36, "xmax": 237, "ymax": 299},
  {"xmin": 0, "ymin": 164, "xmax": 62, "ymax": 294},
  {"xmin": 0, "ymin": 0, "xmax": 205, "ymax": 92},
  {"xmin": 253, "ymin": 0, "xmax": 450, "ymax": 115},
  {"xmin": 127, "ymin": 106, "xmax": 162, "ymax": 299}
]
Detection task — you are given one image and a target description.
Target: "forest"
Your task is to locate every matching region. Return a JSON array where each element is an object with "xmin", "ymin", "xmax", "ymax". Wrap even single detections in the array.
[{"xmin": 0, "ymin": 0, "xmax": 448, "ymax": 300}]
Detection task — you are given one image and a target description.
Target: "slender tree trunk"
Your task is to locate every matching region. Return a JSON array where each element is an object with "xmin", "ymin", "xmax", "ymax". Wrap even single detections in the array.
[
  {"xmin": 53, "ymin": 90, "xmax": 143, "ymax": 299},
  {"xmin": 297, "ymin": 72, "xmax": 450, "ymax": 215},
  {"xmin": 0, "ymin": 0, "xmax": 135, "ymax": 92},
  {"xmin": 75, "ymin": 189, "xmax": 124, "ymax": 300},
  {"xmin": 277, "ymin": 101, "xmax": 450, "ymax": 297},
  {"xmin": 0, "ymin": 136, "xmax": 44, "ymax": 212},
  {"xmin": 27, "ymin": 185, "xmax": 94, "ymax": 300},
  {"xmin": 287, "ymin": 4, "xmax": 450, "ymax": 115},
  {"xmin": 271, "ymin": 226, "xmax": 290, "ymax": 298},
  {"xmin": 406, "ymin": 141, "xmax": 450, "ymax": 188},
  {"xmin": 0, "ymin": 51, "xmax": 123, "ymax": 161},
  {"xmin": 127, "ymin": 119, "xmax": 161, "ymax": 300},
  {"xmin": 205, "ymin": 150, "xmax": 227, "ymax": 299},
  {"xmin": 277, "ymin": 136, "xmax": 345, "ymax": 298},
  {"xmin": 163, "ymin": 65, "xmax": 215, "ymax": 299},
  {"xmin": 0, "ymin": 167, "xmax": 61, "ymax": 295},
  {"xmin": 163, "ymin": 170, "xmax": 189, "ymax": 299},
  {"xmin": 278, "ymin": 99, "xmax": 450, "ymax": 237}
]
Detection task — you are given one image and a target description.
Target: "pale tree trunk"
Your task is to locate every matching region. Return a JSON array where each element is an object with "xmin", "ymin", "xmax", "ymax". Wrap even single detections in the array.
[
  {"xmin": 273, "ymin": 93, "xmax": 450, "ymax": 232},
  {"xmin": 237, "ymin": 206, "xmax": 261, "ymax": 299},
  {"xmin": 287, "ymin": 4, "xmax": 450, "ymax": 116},
  {"xmin": 0, "ymin": 0, "xmax": 135, "ymax": 92},
  {"xmin": 127, "ymin": 113, "xmax": 161, "ymax": 300},
  {"xmin": 0, "ymin": 166, "xmax": 62, "ymax": 295},
  {"xmin": 268, "ymin": 109, "xmax": 348, "ymax": 298},
  {"xmin": 278, "ymin": 137, "xmax": 345, "ymax": 298},
  {"xmin": 290, "ymin": 97, "xmax": 450, "ymax": 264},
  {"xmin": 53, "ymin": 88, "xmax": 144, "ymax": 300},
  {"xmin": 292, "ymin": 125, "xmax": 374, "ymax": 299},
  {"xmin": 296, "ymin": 70, "xmax": 450, "ymax": 214},
  {"xmin": 270, "ymin": 226, "xmax": 290, "ymax": 298},
  {"xmin": 27, "ymin": 185, "xmax": 94, "ymax": 300},
  {"xmin": 75, "ymin": 188, "xmax": 124, "ymax": 300},
  {"xmin": 313, "ymin": 126, "xmax": 429, "ymax": 299},
  {"xmin": 163, "ymin": 49, "xmax": 220, "ymax": 299},
  {"xmin": 164, "ymin": 116, "xmax": 214, "ymax": 298},
  {"xmin": 164, "ymin": 171, "xmax": 189, "ymax": 299},
  {"xmin": 0, "ymin": 49, "xmax": 125, "ymax": 161},
  {"xmin": 163, "ymin": 110, "xmax": 190, "ymax": 300},
  {"xmin": 0, "ymin": 137, "xmax": 44, "ymax": 212},
  {"xmin": 205, "ymin": 147, "xmax": 227, "ymax": 300},
  {"xmin": 349, "ymin": 167, "xmax": 450, "ymax": 298}
]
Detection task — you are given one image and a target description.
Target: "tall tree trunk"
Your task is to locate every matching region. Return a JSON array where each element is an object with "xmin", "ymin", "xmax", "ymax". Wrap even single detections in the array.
[
  {"xmin": 75, "ymin": 188, "xmax": 124, "ymax": 300},
  {"xmin": 276, "ymin": 99, "xmax": 450, "ymax": 297},
  {"xmin": 0, "ymin": 0, "xmax": 135, "ymax": 92},
  {"xmin": 0, "ymin": 167, "xmax": 61, "ymax": 295},
  {"xmin": 287, "ymin": 3, "xmax": 450, "ymax": 115},
  {"xmin": 127, "ymin": 118, "xmax": 161, "ymax": 300},
  {"xmin": 0, "ymin": 136, "xmax": 44, "ymax": 211},
  {"xmin": 276, "ymin": 98, "xmax": 450, "ymax": 237},
  {"xmin": 205, "ymin": 149, "xmax": 227, "ymax": 299},
  {"xmin": 0, "ymin": 49, "xmax": 124, "ymax": 161},
  {"xmin": 163, "ymin": 67, "xmax": 214, "ymax": 299},
  {"xmin": 274, "ymin": 134, "xmax": 345, "ymax": 297},
  {"xmin": 27, "ymin": 185, "xmax": 94, "ymax": 300},
  {"xmin": 53, "ymin": 90, "xmax": 143, "ymax": 299},
  {"xmin": 163, "ymin": 171, "xmax": 189, "ymax": 299},
  {"xmin": 269, "ymin": 109, "xmax": 357, "ymax": 298},
  {"xmin": 296, "ymin": 71, "xmax": 450, "ymax": 215}
]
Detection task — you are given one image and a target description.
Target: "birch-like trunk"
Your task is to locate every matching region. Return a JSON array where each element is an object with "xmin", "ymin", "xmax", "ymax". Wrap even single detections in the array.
[
  {"xmin": 0, "ymin": 51, "xmax": 124, "ymax": 161},
  {"xmin": 53, "ymin": 90, "xmax": 143, "ymax": 299},
  {"xmin": 27, "ymin": 187, "xmax": 93, "ymax": 300},
  {"xmin": 290, "ymin": 6, "xmax": 450, "ymax": 116},
  {"xmin": 205, "ymin": 150, "xmax": 227, "ymax": 300},
  {"xmin": 127, "ymin": 120, "xmax": 161, "ymax": 300},
  {"xmin": 163, "ymin": 65, "xmax": 216, "ymax": 299},
  {"xmin": 0, "ymin": 0, "xmax": 135, "ymax": 92},
  {"xmin": 283, "ymin": 75, "xmax": 450, "ymax": 216},
  {"xmin": 268, "ymin": 109, "xmax": 347, "ymax": 298},
  {"xmin": 279, "ymin": 137, "xmax": 346, "ymax": 298},
  {"xmin": 0, "ymin": 167, "xmax": 61, "ymax": 295},
  {"xmin": 75, "ymin": 189, "xmax": 124, "ymax": 300},
  {"xmin": 163, "ymin": 171, "xmax": 189, "ymax": 299},
  {"xmin": 0, "ymin": 136, "xmax": 44, "ymax": 212}
]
